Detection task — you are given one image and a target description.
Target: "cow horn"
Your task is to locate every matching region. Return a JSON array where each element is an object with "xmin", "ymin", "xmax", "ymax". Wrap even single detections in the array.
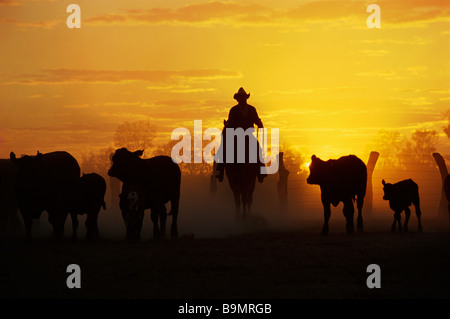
[{"xmin": 382, "ymin": 179, "xmax": 386, "ymax": 185}]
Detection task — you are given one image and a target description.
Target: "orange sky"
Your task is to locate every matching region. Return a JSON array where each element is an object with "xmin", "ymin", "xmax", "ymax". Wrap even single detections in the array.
[{"xmin": 1, "ymin": 0, "xmax": 450, "ymax": 163}]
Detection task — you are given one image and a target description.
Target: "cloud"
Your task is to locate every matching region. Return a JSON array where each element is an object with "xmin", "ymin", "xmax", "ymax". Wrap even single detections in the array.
[
  {"xmin": 83, "ymin": 1, "xmax": 450, "ymax": 28},
  {"xmin": 1, "ymin": 0, "xmax": 59, "ymax": 4},
  {"xmin": 5, "ymin": 68, "xmax": 242, "ymax": 85},
  {"xmin": 356, "ymin": 69, "xmax": 398, "ymax": 79},
  {"xmin": 3, "ymin": 0, "xmax": 449, "ymax": 31},
  {"xmin": 406, "ymin": 65, "xmax": 428, "ymax": 76},
  {"xmin": 0, "ymin": 0, "xmax": 19, "ymax": 6},
  {"xmin": 354, "ymin": 50, "xmax": 390, "ymax": 57},
  {"xmin": 0, "ymin": 18, "xmax": 58, "ymax": 29},
  {"xmin": 85, "ymin": 2, "xmax": 275, "ymax": 27}
]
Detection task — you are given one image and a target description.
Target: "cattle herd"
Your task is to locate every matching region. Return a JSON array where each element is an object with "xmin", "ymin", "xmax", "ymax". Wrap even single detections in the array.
[{"xmin": 0, "ymin": 149, "xmax": 438, "ymax": 241}]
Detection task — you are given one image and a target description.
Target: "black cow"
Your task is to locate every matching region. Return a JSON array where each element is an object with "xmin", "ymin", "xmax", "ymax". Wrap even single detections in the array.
[
  {"xmin": 382, "ymin": 179, "xmax": 422, "ymax": 232},
  {"xmin": 10, "ymin": 151, "xmax": 81, "ymax": 240},
  {"xmin": 108, "ymin": 148, "xmax": 181, "ymax": 240},
  {"xmin": 0, "ymin": 159, "xmax": 22, "ymax": 236},
  {"xmin": 307, "ymin": 154, "xmax": 367, "ymax": 235},
  {"xmin": 70, "ymin": 173, "xmax": 107, "ymax": 241}
]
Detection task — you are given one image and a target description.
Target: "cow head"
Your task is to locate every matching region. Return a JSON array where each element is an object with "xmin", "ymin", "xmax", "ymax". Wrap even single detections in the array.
[
  {"xmin": 10, "ymin": 151, "xmax": 42, "ymax": 170},
  {"xmin": 10, "ymin": 151, "xmax": 43, "ymax": 185},
  {"xmin": 10, "ymin": 151, "xmax": 46, "ymax": 217},
  {"xmin": 306, "ymin": 155, "xmax": 326, "ymax": 185},
  {"xmin": 119, "ymin": 184, "xmax": 145, "ymax": 242},
  {"xmin": 108, "ymin": 148, "xmax": 144, "ymax": 183},
  {"xmin": 381, "ymin": 179, "xmax": 393, "ymax": 200}
]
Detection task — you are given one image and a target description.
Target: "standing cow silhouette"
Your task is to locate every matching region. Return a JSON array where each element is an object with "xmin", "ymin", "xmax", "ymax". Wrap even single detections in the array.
[
  {"xmin": 108, "ymin": 148, "xmax": 181, "ymax": 240},
  {"xmin": 307, "ymin": 154, "xmax": 367, "ymax": 235},
  {"xmin": 382, "ymin": 179, "xmax": 423, "ymax": 232}
]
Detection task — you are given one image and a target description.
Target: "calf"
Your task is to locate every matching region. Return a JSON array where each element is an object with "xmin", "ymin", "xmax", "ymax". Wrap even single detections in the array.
[
  {"xmin": 119, "ymin": 183, "xmax": 145, "ymax": 242},
  {"xmin": 382, "ymin": 179, "xmax": 422, "ymax": 232},
  {"xmin": 70, "ymin": 173, "xmax": 107, "ymax": 241}
]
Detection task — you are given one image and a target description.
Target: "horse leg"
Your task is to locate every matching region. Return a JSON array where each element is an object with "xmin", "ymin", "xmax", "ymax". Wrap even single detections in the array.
[
  {"xmin": 247, "ymin": 192, "xmax": 253, "ymax": 216},
  {"xmin": 233, "ymin": 190, "xmax": 241, "ymax": 218}
]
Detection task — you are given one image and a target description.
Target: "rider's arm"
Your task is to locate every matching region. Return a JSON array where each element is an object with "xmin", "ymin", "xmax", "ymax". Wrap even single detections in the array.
[{"xmin": 253, "ymin": 108, "xmax": 263, "ymax": 128}]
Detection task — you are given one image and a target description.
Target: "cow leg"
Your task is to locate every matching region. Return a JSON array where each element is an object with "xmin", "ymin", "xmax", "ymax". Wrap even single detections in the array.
[
  {"xmin": 159, "ymin": 205, "xmax": 167, "ymax": 239},
  {"xmin": 404, "ymin": 207, "xmax": 411, "ymax": 232},
  {"xmin": 321, "ymin": 198, "xmax": 331, "ymax": 236},
  {"xmin": 393, "ymin": 210, "xmax": 402, "ymax": 232},
  {"xmin": 356, "ymin": 196, "xmax": 364, "ymax": 232},
  {"xmin": 170, "ymin": 195, "xmax": 179, "ymax": 238},
  {"xmin": 23, "ymin": 215, "xmax": 32, "ymax": 241},
  {"xmin": 70, "ymin": 212, "xmax": 79, "ymax": 241},
  {"xmin": 413, "ymin": 200, "xmax": 423, "ymax": 232},
  {"xmin": 85, "ymin": 211, "xmax": 99, "ymax": 241},
  {"xmin": 48, "ymin": 211, "xmax": 61, "ymax": 239},
  {"xmin": 151, "ymin": 209, "xmax": 160, "ymax": 239},
  {"xmin": 171, "ymin": 211, "xmax": 178, "ymax": 239},
  {"xmin": 10, "ymin": 210, "xmax": 22, "ymax": 233},
  {"xmin": 343, "ymin": 199, "xmax": 355, "ymax": 235},
  {"xmin": 391, "ymin": 211, "xmax": 400, "ymax": 232}
]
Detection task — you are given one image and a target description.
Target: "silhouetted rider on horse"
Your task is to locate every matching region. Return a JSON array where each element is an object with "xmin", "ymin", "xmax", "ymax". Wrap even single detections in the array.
[{"xmin": 216, "ymin": 87, "xmax": 266, "ymax": 183}]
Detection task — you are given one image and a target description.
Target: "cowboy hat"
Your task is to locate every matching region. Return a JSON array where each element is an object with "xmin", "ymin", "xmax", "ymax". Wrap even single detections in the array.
[{"xmin": 233, "ymin": 87, "xmax": 250, "ymax": 100}]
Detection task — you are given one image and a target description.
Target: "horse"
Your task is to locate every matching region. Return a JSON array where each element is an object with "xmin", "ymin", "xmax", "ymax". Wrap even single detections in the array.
[{"xmin": 217, "ymin": 120, "xmax": 263, "ymax": 218}]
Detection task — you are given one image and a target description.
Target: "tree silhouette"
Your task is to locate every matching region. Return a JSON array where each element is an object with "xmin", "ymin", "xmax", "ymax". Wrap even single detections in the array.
[
  {"xmin": 442, "ymin": 110, "xmax": 450, "ymax": 138},
  {"xmin": 401, "ymin": 129, "xmax": 438, "ymax": 165},
  {"xmin": 154, "ymin": 140, "xmax": 213, "ymax": 176},
  {"xmin": 370, "ymin": 130, "xmax": 405, "ymax": 168},
  {"xmin": 370, "ymin": 129, "xmax": 438, "ymax": 168},
  {"xmin": 114, "ymin": 120, "xmax": 157, "ymax": 157},
  {"xmin": 80, "ymin": 146, "xmax": 115, "ymax": 176},
  {"xmin": 280, "ymin": 143, "xmax": 306, "ymax": 175}
]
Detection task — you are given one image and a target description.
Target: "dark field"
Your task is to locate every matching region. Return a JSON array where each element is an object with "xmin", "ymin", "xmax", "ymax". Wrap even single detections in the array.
[
  {"xmin": 1, "ymin": 223, "xmax": 450, "ymax": 299},
  {"xmin": 1, "ymin": 175, "xmax": 450, "ymax": 300}
]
